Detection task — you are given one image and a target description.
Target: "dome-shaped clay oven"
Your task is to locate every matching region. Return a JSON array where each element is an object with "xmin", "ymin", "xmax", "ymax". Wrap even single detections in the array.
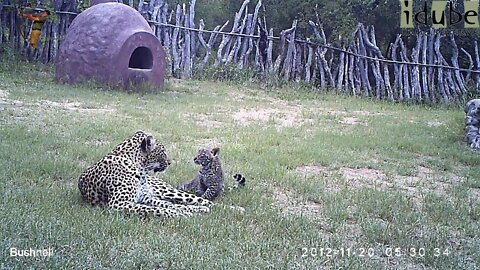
[{"xmin": 55, "ymin": 2, "xmax": 165, "ymax": 89}]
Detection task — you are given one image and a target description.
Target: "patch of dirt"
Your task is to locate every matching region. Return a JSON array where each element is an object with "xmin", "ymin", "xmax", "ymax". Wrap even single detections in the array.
[
  {"xmin": 232, "ymin": 107, "xmax": 304, "ymax": 128},
  {"xmin": 272, "ymin": 187, "xmax": 323, "ymax": 217},
  {"xmin": 227, "ymin": 91, "xmax": 251, "ymax": 102},
  {"xmin": 341, "ymin": 167, "xmax": 388, "ymax": 189},
  {"xmin": 183, "ymin": 112, "xmax": 224, "ymax": 128},
  {"xmin": 353, "ymin": 110, "xmax": 389, "ymax": 117},
  {"xmin": 39, "ymin": 100, "xmax": 116, "ymax": 114},
  {"xmin": 427, "ymin": 120, "xmax": 445, "ymax": 127},
  {"xmin": 339, "ymin": 116, "xmax": 367, "ymax": 126},
  {"xmin": 0, "ymin": 94, "xmax": 115, "ymax": 115},
  {"xmin": 338, "ymin": 219, "xmax": 363, "ymax": 247},
  {"xmin": 315, "ymin": 108, "xmax": 388, "ymax": 117},
  {"xmin": 228, "ymin": 205, "xmax": 246, "ymax": 213},
  {"xmin": 85, "ymin": 139, "xmax": 111, "ymax": 147},
  {"xmin": 341, "ymin": 166, "xmax": 462, "ymax": 204},
  {"xmin": 292, "ymin": 164, "xmax": 465, "ymax": 206},
  {"xmin": 294, "ymin": 165, "xmax": 329, "ymax": 176},
  {"xmin": 193, "ymin": 138, "xmax": 223, "ymax": 149},
  {"xmin": 168, "ymin": 78, "xmax": 184, "ymax": 89},
  {"xmin": 470, "ymin": 188, "xmax": 480, "ymax": 202},
  {"xmin": 0, "ymin": 89, "xmax": 8, "ymax": 100}
]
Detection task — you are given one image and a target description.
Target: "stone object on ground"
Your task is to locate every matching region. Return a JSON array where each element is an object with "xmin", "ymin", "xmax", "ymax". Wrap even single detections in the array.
[
  {"xmin": 55, "ymin": 2, "xmax": 165, "ymax": 89},
  {"xmin": 464, "ymin": 99, "xmax": 480, "ymax": 149}
]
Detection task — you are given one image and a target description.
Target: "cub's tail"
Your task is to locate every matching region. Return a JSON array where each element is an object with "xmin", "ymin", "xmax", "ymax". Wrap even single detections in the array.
[{"xmin": 233, "ymin": 173, "xmax": 246, "ymax": 188}]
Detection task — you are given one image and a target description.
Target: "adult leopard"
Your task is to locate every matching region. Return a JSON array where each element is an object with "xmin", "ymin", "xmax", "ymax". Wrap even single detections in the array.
[{"xmin": 78, "ymin": 131, "xmax": 212, "ymax": 218}]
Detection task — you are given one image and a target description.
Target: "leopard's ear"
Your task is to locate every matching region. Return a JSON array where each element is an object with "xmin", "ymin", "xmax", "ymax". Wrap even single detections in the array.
[
  {"xmin": 141, "ymin": 135, "xmax": 156, "ymax": 153},
  {"xmin": 211, "ymin": 147, "xmax": 220, "ymax": 156}
]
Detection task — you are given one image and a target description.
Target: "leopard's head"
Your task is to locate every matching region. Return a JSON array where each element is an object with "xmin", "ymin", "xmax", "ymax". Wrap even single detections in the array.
[
  {"xmin": 193, "ymin": 147, "xmax": 220, "ymax": 166},
  {"xmin": 144, "ymin": 144, "xmax": 171, "ymax": 173}
]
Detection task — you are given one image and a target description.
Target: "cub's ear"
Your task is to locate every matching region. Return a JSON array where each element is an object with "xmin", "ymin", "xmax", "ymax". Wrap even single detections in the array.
[
  {"xmin": 141, "ymin": 135, "xmax": 156, "ymax": 153},
  {"xmin": 211, "ymin": 147, "xmax": 220, "ymax": 156}
]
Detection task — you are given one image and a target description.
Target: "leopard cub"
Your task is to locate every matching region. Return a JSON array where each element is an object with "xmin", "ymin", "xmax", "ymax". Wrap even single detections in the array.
[{"xmin": 178, "ymin": 147, "xmax": 225, "ymax": 201}]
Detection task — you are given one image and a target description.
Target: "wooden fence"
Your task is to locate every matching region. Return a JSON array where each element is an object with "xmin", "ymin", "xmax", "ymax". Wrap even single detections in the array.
[{"xmin": 1, "ymin": 0, "xmax": 480, "ymax": 104}]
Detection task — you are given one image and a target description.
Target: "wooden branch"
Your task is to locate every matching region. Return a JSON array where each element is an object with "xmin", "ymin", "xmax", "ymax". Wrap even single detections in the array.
[
  {"xmin": 460, "ymin": 48, "xmax": 475, "ymax": 84},
  {"xmin": 243, "ymin": 16, "xmax": 255, "ymax": 68},
  {"xmin": 226, "ymin": 12, "xmax": 249, "ymax": 64},
  {"xmin": 475, "ymin": 41, "xmax": 480, "ymax": 90},
  {"xmin": 309, "ymin": 20, "xmax": 334, "ymax": 87},
  {"xmin": 240, "ymin": 0, "xmax": 262, "ymax": 69},
  {"xmin": 266, "ymin": 28, "xmax": 274, "ymax": 72},
  {"xmin": 0, "ymin": 2, "xmax": 3, "ymax": 46},
  {"xmin": 353, "ymin": 45, "xmax": 361, "ymax": 95},
  {"xmin": 216, "ymin": 0, "xmax": 249, "ymax": 66},
  {"xmin": 361, "ymin": 24, "xmax": 383, "ymax": 58},
  {"xmin": 160, "ymin": 1, "xmax": 171, "ymax": 63},
  {"xmin": 433, "ymin": 33, "xmax": 458, "ymax": 98},
  {"xmin": 391, "ymin": 36, "xmax": 403, "ymax": 100},
  {"xmin": 138, "ymin": 0, "xmax": 148, "ymax": 19},
  {"xmin": 305, "ymin": 44, "xmax": 314, "ymax": 83},
  {"xmin": 239, "ymin": 13, "xmax": 253, "ymax": 69},
  {"xmin": 399, "ymin": 38, "xmax": 411, "ymax": 100},
  {"xmin": 197, "ymin": 19, "xmax": 208, "ymax": 67},
  {"xmin": 282, "ymin": 20, "xmax": 297, "ymax": 81},
  {"xmin": 202, "ymin": 21, "xmax": 228, "ymax": 66},
  {"xmin": 427, "ymin": 29, "xmax": 436, "ymax": 101},
  {"xmin": 151, "ymin": 0, "xmax": 162, "ymax": 34},
  {"xmin": 40, "ymin": 21, "xmax": 51, "ymax": 63},
  {"xmin": 49, "ymin": 21, "xmax": 58, "ymax": 63},
  {"xmin": 356, "ymin": 24, "xmax": 372, "ymax": 96},
  {"xmin": 308, "ymin": 20, "xmax": 326, "ymax": 45},
  {"xmin": 341, "ymin": 49, "xmax": 348, "ymax": 93},
  {"xmin": 383, "ymin": 62, "xmax": 393, "ymax": 101},
  {"xmin": 273, "ymin": 22, "xmax": 295, "ymax": 75},
  {"xmin": 449, "ymin": 32, "xmax": 467, "ymax": 95},
  {"xmin": 294, "ymin": 43, "xmax": 302, "ymax": 82},
  {"xmin": 254, "ymin": 28, "xmax": 264, "ymax": 71},
  {"xmin": 420, "ymin": 32, "xmax": 429, "ymax": 103},
  {"xmin": 182, "ymin": 3, "xmax": 192, "ymax": 78},
  {"xmin": 434, "ymin": 33, "xmax": 449, "ymax": 102},
  {"xmin": 336, "ymin": 49, "xmax": 345, "ymax": 91},
  {"xmin": 411, "ymin": 34, "xmax": 422, "ymax": 101},
  {"xmin": 364, "ymin": 25, "xmax": 384, "ymax": 98},
  {"xmin": 189, "ymin": 0, "xmax": 196, "ymax": 59},
  {"xmin": 254, "ymin": 20, "xmax": 268, "ymax": 71},
  {"xmin": 149, "ymin": 0, "xmax": 157, "ymax": 21},
  {"xmin": 317, "ymin": 48, "xmax": 325, "ymax": 89},
  {"xmin": 171, "ymin": 4, "xmax": 182, "ymax": 77}
]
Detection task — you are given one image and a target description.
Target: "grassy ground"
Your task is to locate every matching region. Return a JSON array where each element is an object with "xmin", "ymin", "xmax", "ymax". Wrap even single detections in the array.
[{"xmin": 0, "ymin": 60, "xmax": 479, "ymax": 270}]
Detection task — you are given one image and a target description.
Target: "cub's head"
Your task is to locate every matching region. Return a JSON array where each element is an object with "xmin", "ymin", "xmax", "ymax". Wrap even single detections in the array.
[
  {"xmin": 193, "ymin": 147, "xmax": 220, "ymax": 166},
  {"xmin": 144, "ymin": 144, "xmax": 171, "ymax": 173}
]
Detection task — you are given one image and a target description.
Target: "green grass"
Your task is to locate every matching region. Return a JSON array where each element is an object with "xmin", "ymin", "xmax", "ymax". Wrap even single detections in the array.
[{"xmin": 0, "ymin": 59, "xmax": 479, "ymax": 269}]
